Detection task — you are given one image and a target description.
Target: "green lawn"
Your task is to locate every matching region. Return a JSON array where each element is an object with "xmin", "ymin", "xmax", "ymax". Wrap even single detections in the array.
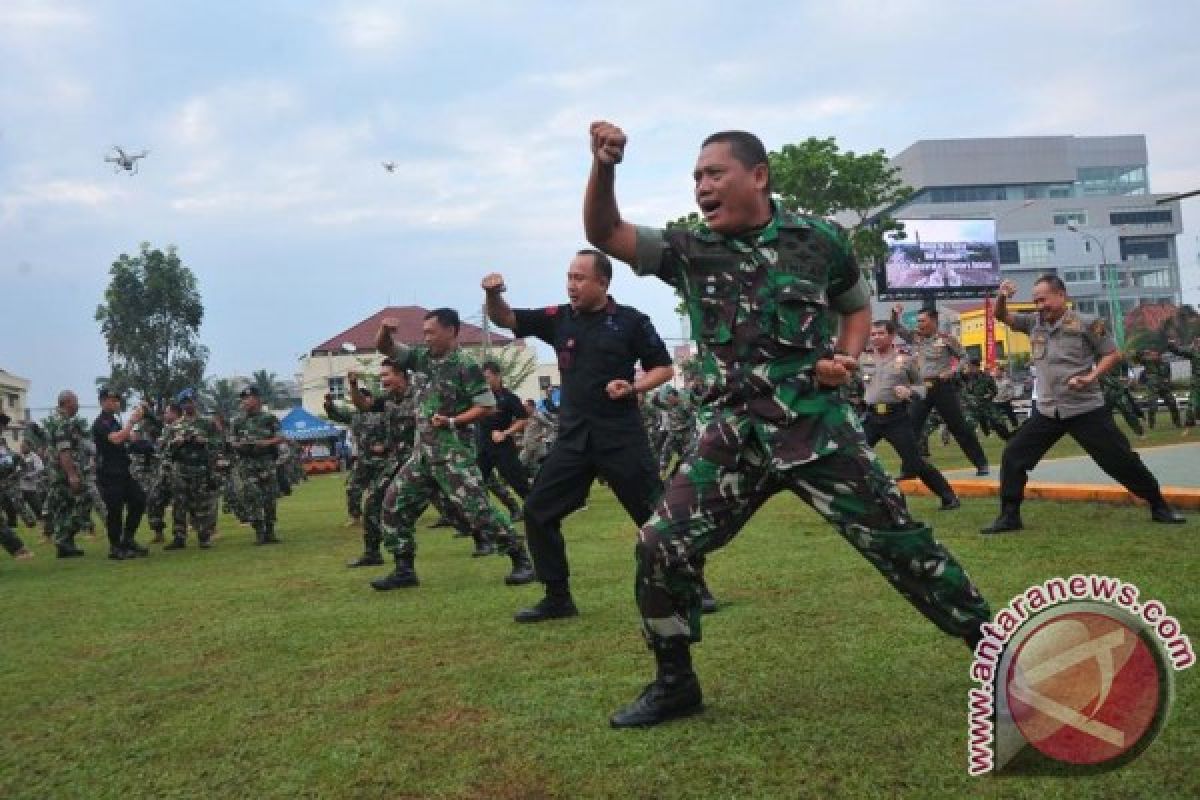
[{"xmin": 1, "ymin": 425, "xmax": 1197, "ymax": 799}]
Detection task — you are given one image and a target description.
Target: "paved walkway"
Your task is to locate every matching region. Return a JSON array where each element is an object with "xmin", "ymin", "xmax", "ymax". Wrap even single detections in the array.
[{"xmin": 900, "ymin": 442, "xmax": 1200, "ymax": 509}]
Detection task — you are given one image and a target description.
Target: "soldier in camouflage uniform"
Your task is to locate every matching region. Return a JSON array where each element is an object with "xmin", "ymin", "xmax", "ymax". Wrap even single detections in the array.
[
  {"xmin": 960, "ymin": 358, "xmax": 1012, "ymax": 440},
  {"xmin": 161, "ymin": 389, "xmax": 221, "ymax": 549},
  {"xmin": 335, "ymin": 386, "xmax": 377, "ymax": 526},
  {"xmin": 1166, "ymin": 336, "xmax": 1200, "ymax": 434},
  {"xmin": 229, "ymin": 387, "xmax": 285, "ymax": 544},
  {"xmin": 42, "ymin": 391, "xmax": 92, "ymax": 557},
  {"xmin": 1099, "ymin": 359, "xmax": 1145, "ymax": 437},
  {"xmin": 991, "ymin": 366, "xmax": 1021, "ymax": 429},
  {"xmin": 0, "ymin": 413, "xmax": 34, "ymax": 563},
  {"xmin": 585, "ymin": 123, "xmax": 991, "ymax": 727},
  {"xmin": 327, "ymin": 372, "xmax": 415, "ymax": 566},
  {"xmin": 653, "ymin": 385, "xmax": 693, "ymax": 480},
  {"xmin": 1136, "ymin": 349, "xmax": 1181, "ymax": 430},
  {"xmin": 0, "ymin": 440, "xmax": 37, "ymax": 529},
  {"xmin": 129, "ymin": 404, "xmax": 170, "ymax": 541},
  {"xmin": 370, "ymin": 310, "xmax": 536, "ymax": 589}
]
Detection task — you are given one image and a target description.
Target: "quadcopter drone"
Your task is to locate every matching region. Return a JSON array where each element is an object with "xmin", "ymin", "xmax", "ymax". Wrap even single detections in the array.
[
  {"xmin": 381, "ymin": 161, "xmax": 397, "ymax": 173},
  {"xmin": 105, "ymin": 146, "xmax": 149, "ymax": 174}
]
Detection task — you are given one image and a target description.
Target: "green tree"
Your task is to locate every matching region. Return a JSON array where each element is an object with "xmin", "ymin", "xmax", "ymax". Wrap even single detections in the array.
[
  {"xmin": 250, "ymin": 369, "xmax": 288, "ymax": 408},
  {"xmin": 485, "ymin": 347, "xmax": 537, "ymax": 394},
  {"xmin": 201, "ymin": 377, "xmax": 241, "ymax": 420},
  {"xmin": 95, "ymin": 243, "xmax": 208, "ymax": 410}
]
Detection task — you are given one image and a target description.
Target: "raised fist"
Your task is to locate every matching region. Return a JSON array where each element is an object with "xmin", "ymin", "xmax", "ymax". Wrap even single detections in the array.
[
  {"xmin": 892, "ymin": 303, "xmax": 903, "ymax": 316},
  {"xmin": 590, "ymin": 120, "xmax": 626, "ymax": 166},
  {"xmin": 998, "ymin": 279, "xmax": 1017, "ymax": 299},
  {"xmin": 347, "ymin": 370, "xmax": 360, "ymax": 385},
  {"xmin": 481, "ymin": 273, "xmax": 507, "ymax": 293}
]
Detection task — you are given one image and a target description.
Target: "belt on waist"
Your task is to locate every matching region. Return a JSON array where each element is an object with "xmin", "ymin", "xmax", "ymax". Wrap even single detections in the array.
[{"xmin": 869, "ymin": 402, "xmax": 909, "ymax": 415}]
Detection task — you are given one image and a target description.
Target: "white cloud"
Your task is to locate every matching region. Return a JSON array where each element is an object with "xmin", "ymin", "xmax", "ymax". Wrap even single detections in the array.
[
  {"xmin": 0, "ymin": 179, "xmax": 123, "ymax": 225},
  {"xmin": 0, "ymin": 1, "xmax": 90, "ymax": 37},
  {"xmin": 328, "ymin": 2, "xmax": 410, "ymax": 53}
]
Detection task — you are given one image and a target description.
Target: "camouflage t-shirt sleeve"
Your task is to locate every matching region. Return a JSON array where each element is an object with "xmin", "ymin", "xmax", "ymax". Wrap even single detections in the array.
[
  {"xmin": 820, "ymin": 222, "xmax": 869, "ymax": 313},
  {"xmin": 50, "ymin": 420, "xmax": 74, "ymax": 452},
  {"xmin": 632, "ymin": 226, "xmax": 682, "ymax": 289}
]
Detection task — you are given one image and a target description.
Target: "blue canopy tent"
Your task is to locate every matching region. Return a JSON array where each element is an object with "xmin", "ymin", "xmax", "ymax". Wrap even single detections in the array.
[
  {"xmin": 280, "ymin": 408, "xmax": 345, "ymax": 474},
  {"xmin": 280, "ymin": 407, "xmax": 343, "ymax": 441}
]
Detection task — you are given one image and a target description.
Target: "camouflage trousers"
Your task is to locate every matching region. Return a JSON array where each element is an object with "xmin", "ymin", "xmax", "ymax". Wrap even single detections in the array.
[
  {"xmin": 487, "ymin": 475, "xmax": 521, "ymax": 517},
  {"xmin": 1105, "ymin": 389, "xmax": 1145, "ymax": 436},
  {"xmin": 1, "ymin": 511, "xmax": 27, "ymax": 556},
  {"xmin": 235, "ymin": 458, "xmax": 279, "ymax": 527},
  {"xmin": 132, "ymin": 461, "xmax": 168, "ymax": 533},
  {"xmin": 635, "ymin": 405, "xmax": 991, "ymax": 649},
  {"xmin": 360, "ymin": 460, "xmax": 401, "ymax": 554},
  {"xmin": 83, "ymin": 478, "xmax": 106, "ymax": 528},
  {"xmin": 347, "ymin": 456, "xmax": 387, "ymax": 519},
  {"xmin": 380, "ymin": 449, "xmax": 523, "ymax": 559},
  {"xmin": 965, "ymin": 402, "xmax": 1012, "ymax": 440},
  {"xmin": 45, "ymin": 484, "xmax": 92, "ymax": 546},
  {"xmin": 171, "ymin": 468, "xmax": 217, "ymax": 541},
  {"xmin": 658, "ymin": 429, "xmax": 690, "ymax": 479},
  {"xmin": 222, "ymin": 470, "xmax": 246, "ymax": 521},
  {"xmin": 2, "ymin": 484, "xmax": 37, "ymax": 528},
  {"xmin": 1145, "ymin": 385, "xmax": 1181, "ymax": 429}
]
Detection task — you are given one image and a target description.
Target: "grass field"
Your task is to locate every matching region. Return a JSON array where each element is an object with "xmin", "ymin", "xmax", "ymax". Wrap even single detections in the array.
[{"xmin": 2, "ymin": 425, "xmax": 1197, "ymax": 799}]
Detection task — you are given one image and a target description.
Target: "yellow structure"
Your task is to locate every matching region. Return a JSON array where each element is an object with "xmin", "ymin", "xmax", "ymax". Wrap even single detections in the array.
[{"xmin": 955, "ymin": 302, "xmax": 1037, "ymax": 363}]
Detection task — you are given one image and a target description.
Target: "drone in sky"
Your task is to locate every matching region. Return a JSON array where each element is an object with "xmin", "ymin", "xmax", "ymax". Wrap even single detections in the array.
[
  {"xmin": 381, "ymin": 161, "xmax": 397, "ymax": 173},
  {"xmin": 105, "ymin": 146, "xmax": 149, "ymax": 174}
]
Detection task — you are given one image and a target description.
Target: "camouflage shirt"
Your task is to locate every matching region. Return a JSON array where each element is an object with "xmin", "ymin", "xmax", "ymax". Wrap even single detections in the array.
[
  {"xmin": 42, "ymin": 411, "xmax": 90, "ymax": 486},
  {"xmin": 386, "ymin": 344, "xmax": 495, "ymax": 462},
  {"xmin": 327, "ymin": 401, "xmax": 391, "ymax": 465},
  {"xmin": 162, "ymin": 414, "xmax": 222, "ymax": 472},
  {"xmin": 633, "ymin": 205, "xmax": 869, "ymax": 465},
  {"xmin": 229, "ymin": 410, "xmax": 282, "ymax": 461}
]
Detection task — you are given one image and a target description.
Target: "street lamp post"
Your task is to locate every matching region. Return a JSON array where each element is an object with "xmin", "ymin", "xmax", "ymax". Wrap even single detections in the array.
[{"xmin": 1067, "ymin": 224, "xmax": 1125, "ymax": 348}]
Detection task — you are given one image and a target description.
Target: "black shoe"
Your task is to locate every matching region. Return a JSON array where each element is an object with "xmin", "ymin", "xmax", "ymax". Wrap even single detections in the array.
[
  {"xmin": 123, "ymin": 540, "xmax": 150, "ymax": 557},
  {"xmin": 514, "ymin": 595, "xmax": 579, "ymax": 623},
  {"xmin": 163, "ymin": 538, "xmax": 186, "ymax": 550},
  {"xmin": 471, "ymin": 541, "xmax": 496, "ymax": 557},
  {"xmin": 370, "ymin": 562, "xmax": 419, "ymax": 590},
  {"xmin": 505, "ymin": 550, "xmax": 536, "ymax": 585},
  {"xmin": 975, "ymin": 467, "xmax": 990, "ymax": 477},
  {"xmin": 347, "ymin": 552, "xmax": 384, "ymax": 568},
  {"xmin": 198, "ymin": 538, "xmax": 213, "ymax": 549},
  {"xmin": 610, "ymin": 667, "xmax": 704, "ymax": 728},
  {"xmin": 980, "ymin": 514, "xmax": 1023, "ymax": 534},
  {"xmin": 939, "ymin": 497, "xmax": 961, "ymax": 511},
  {"xmin": 57, "ymin": 545, "xmax": 85, "ymax": 558},
  {"xmin": 699, "ymin": 585, "xmax": 718, "ymax": 614},
  {"xmin": 108, "ymin": 548, "xmax": 135, "ymax": 560},
  {"xmin": 1150, "ymin": 504, "xmax": 1186, "ymax": 525}
]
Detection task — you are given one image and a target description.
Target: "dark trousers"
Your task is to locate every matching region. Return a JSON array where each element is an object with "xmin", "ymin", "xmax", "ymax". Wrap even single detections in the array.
[
  {"xmin": 479, "ymin": 442, "xmax": 530, "ymax": 498},
  {"xmin": 998, "ymin": 407, "xmax": 1164, "ymax": 509},
  {"xmin": 524, "ymin": 431, "xmax": 661, "ymax": 590},
  {"xmin": 864, "ymin": 408, "xmax": 955, "ymax": 503},
  {"xmin": 994, "ymin": 401, "xmax": 1019, "ymax": 428},
  {"xmin": 22, "ymin": 489, "xmax": 44, "ymax": 518},
  {"xmin": 910, "ymin": 381, "xmax": 988, "ymax": 470},
  {"xmin": 98, "ymin": 472, "xmax": 146, "ymax": 549}
]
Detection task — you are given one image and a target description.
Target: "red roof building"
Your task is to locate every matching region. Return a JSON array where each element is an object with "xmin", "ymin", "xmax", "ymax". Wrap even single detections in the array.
[{"xmin": 310, "ymin": 306, "xmax": 514, "ymax": 355}]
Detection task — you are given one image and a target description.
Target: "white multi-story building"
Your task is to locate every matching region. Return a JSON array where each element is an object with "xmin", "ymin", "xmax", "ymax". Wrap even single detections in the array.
[{"xmin": 0, "ymin": 368, "xmax": 30, "ymax": 448}]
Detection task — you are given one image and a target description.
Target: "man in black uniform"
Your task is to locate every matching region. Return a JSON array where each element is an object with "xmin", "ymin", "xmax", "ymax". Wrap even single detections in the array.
[
  {"xmin": 483, "ymin": 253, "xmax": 711, "ymax": 622},
  {"xmin": 93, "ymin": 388, "xmax": 149, "ymax": 560},
  {"xmin": 478, "ymin": 361, "xmax": 531, "ymax": 511}
]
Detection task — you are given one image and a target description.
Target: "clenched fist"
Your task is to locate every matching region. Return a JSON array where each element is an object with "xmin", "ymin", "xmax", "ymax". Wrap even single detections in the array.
[
  {"xmin": 481, "ymin": 273, "xmax": 507, "ymax": 294},
  {"xmin": 997, "ymin": 279, "xmax": 1017, "ymax": 299},
  {"xmin": 590, "ymin": 120, "xmax": 626, "ymax": 166}
]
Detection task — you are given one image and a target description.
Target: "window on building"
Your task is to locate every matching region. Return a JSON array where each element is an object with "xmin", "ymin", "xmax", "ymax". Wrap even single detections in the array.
[
  {"xmin": 1063, "ymin": 268, "xmax": 1098, "ymax": 283},
  {"xmin": 1120, "ymin": 238, "xmax": 1170, "ymax": 261},
  {"xmin": 328, "ymin": 377, "xmax": 345, "ymax": 400},
  {"xmin": 1078, "ymin": 166, "xmax": 1148, "ymax": 196},
  {"xmin": 997, "ymin": 240, "xmax": 1019, "ymax": 265},
  {"xmin": 5, "ymin": 393, "xmax": 17, "ymax": 410},
  {"xmin": 1017, "ymin": 239, "xmax": 1056, "ymax": 265},
  {"xmin": 1075, "ymin": 300, "xmax": 1096, "ymax": 313},
  {"xmin": 1110, "ymin": 210, "xmax": 1172, "ymax": 226},
  {"xmin": 966, "ymin": 345, "xmax": 982, "ymax": 362},
  {"xmin": 1052, "ymin": 211, "xmax": 1088, "ymax": 226}
]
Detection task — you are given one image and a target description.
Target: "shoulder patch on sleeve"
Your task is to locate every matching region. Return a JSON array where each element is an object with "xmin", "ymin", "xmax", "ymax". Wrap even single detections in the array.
[{"xmin": 544, "ymin": 305, "xmax": 559, "ymax": 316}]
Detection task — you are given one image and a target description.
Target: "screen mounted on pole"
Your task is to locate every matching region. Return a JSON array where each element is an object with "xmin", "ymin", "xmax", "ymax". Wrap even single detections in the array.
[{"xmin": 879, "ymin": 219, "xmax": 1000, "ymax": 300}]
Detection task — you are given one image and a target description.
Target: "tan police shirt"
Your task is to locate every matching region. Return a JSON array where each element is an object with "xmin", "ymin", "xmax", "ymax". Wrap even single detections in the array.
[
  {"xmin": 1007, "ymin": 310, "xmax": 1115, "ymax": 418},
  {"xmin": 859, "ymin": 349, "xmax": 925, "ymax": 409}
]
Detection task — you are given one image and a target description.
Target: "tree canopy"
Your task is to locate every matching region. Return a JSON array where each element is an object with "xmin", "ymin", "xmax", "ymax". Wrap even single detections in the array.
[{"xmin": 95, "ymin": 243, "xmax": 208, "ymax": 409}]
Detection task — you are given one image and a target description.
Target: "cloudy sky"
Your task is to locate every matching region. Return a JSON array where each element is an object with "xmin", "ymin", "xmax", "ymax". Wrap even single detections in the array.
[{"xmin": 3, "ymin": 0, "xmax": 1198, "ymax": 412}]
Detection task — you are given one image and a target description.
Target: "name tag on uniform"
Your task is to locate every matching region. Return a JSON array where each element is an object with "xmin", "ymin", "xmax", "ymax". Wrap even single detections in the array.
[{"xmin": 874, "ymin": 403, "xmax": 889, "ymax": 414}]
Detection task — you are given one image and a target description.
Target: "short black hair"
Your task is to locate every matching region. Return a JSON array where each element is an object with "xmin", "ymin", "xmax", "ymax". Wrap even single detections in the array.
[
  {"xmin": 871, "ymin": 319, "xmax": 896, "ymax": 334},
  {"xmin": 425, "ymin": 308, "xmax": 460, "ymax": 334},
  {"xmin": 917, "ymin": 307, "xmax": 939, "ymax": 321},
  {"xmin": 575, "ymin": 249, "xmax": 613, "ymax": 285},
  {"xmin": 1034, "ymin": 274, "xmax": 1067, "ymax": 293},
  {"xmin": 379, "ymin": 358, "xmax": 406, "ymax": 378},
  {"xmin": 482, "ymin": 360, "xmax": 501, "ymax": 375},
  {"xmin": 702, "ymin": 131, "xmax": 769, "ymax": 173}
]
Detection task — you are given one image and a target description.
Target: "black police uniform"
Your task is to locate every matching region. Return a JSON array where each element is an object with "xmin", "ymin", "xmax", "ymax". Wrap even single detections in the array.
[
  {"xmin": 477, "ymin": 385, "xmax": 531, "ymax": 498},
  {"xmin": 512, "ymin": 297, "xmax": 670, "ymax": 609},
  {"xmin": 93, "ymin": 410, "xmax": 147, "ymax": 557}
]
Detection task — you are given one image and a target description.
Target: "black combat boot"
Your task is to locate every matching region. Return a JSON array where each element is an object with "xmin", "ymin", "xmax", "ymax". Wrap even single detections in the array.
[
  {"xmin": 122, "ymin": 533, "xmax": 149, "ymax": 557},
  {"xmin": 198, "ymin": 532, "xmax": 213, "ymax": 549},
  {"xmin": 610, "ymin": 640, "xmax": 704, "ymax": 728},
  {"xmin": 1149, "ymin": 502, "xmax": 1186, "ymax": 525},
  {"xmin": 163, "ymin": 535, "xmax": 186, "ymax": 550},
  {"xmin": 347, "ymin": 550, "xmax": 384, "ymax": 567},
  {"xmin": 252, "ymin": 523, "xmax": 267, "ymax": 546},
  {"xmin": 56, "ymin": 539, "xmax": 85, "ymax": 558},
  {"xmin": 471, "ymin": 531, "xmax": 496, "ymax": 557},
  {"xmin": 699, "ymin": 582, "xmax": 719, "ymax": 614},
  {"xmin": 504, "ymin": 547, "xmax": 536, "ymax": 585},
  {"xmin": 980, "ymin": 503, "xmax": 1023, "ymax": 535},
  {"xmin": 263, "ymin": 519, "xmax": 281, "ymax": 544},
  {"xmin": 513, "ymin": 584, "xmax": 578, "ymax": 623},
  {"xmin": 370, "ymin": 555, "xmax": 419, "ymax": 590}
]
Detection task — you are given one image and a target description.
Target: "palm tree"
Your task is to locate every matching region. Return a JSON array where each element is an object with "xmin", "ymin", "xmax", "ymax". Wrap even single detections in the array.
[
  {"xmin": 201, "ymin": 377, "xmax": 240, "ymax": 420},
  {"xmin": 250, "ymin": 369, "xmax": 288, "ymax": 408}
]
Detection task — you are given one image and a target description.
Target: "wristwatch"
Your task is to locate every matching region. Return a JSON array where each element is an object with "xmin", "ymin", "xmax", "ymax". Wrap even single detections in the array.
[{"xmin": 448, "ymin": 416, "xmax": 457, "ymax": 430}]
